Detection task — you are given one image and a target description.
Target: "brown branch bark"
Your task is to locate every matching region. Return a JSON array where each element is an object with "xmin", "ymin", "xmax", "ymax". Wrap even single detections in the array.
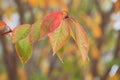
[
  {"xmin": 102, "ymin": 31, "xmax": 120, "ymax": 80},
  {"xmin": 91, "ymin": 0, "xmax": 114, "ymax": 79},
  {"xmin": 0, "ymin": 37, "xmax": 17, "ymax": 80},
  {"xmin": 114, "ymin": 31, "xmax": 120, "ymax": 58},
  {"xmin": 48, "ymin": 50, "xmax": 58, "ymax": 77},
  {"xmin": 26, "ymin": 2, "xmax": 35, "ymax": 24},
  {"xmin": 14, "ymin": 0, "xmax": 35, "ymax": 24},
  {"xmin": 14, "ymin": 0, "xmax": 25, "ymax": 24},
  {"xmin": 0, "ymin": 10, "xmax": 17, "ymax": 80}
]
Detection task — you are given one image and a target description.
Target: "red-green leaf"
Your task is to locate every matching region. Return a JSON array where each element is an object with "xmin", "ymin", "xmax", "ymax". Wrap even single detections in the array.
[
  {"xmin": 12, "ymin": 24, "xmax": 31, "ymax": 43},
  {"xmin": 29, "ymin": 21, "xmax": 41, "ymax": 43},
  {"xmin": 66, "ymin": 18, "xmax": 89, "ymax": 61},
  {"xmin": 15, "ymin": 37, "xmax": 33, "ymax": 64},
  {"xmin": 48, "ymin": 20, "xmax": 70, "ymax": 55},
  {"xmin": 40, "ymin": 11, "xmax": 63, "ymax": 38}
]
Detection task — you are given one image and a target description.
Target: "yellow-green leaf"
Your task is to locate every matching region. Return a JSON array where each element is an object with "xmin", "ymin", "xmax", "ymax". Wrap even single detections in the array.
[
  {"xmin": 12, "ymin": 24, "xmax": 31, "ymax": 43},
  {"xmin": 75, "ymin": 23, "xmax": 89, "ymax": 61},
  {"xmin": 15, "ymin": 37, "xmax": 33, "ymax": 64},
  {"xmin": 29, "ymin": 21, "xmax": 41, "ymax": 43},
  {"xmin": 57, "ymin": 47, "xmax": 64, "ymax": 63},
  {"xmin": 66, "ymin": 18, "xmax": 89, "ymax": 61},
  {"xmin": 65, "ymin": 20, "xmax": 76, "ymax": 41},
  {"xmin": 48, "ymin": 20, "xmax": 70, "ymax": 55}
]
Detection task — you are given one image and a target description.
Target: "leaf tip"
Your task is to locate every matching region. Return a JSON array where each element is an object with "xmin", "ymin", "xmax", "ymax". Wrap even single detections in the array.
[{"xmin": 58, "ymin": 55, "xmax": 64, "ymax": 63}]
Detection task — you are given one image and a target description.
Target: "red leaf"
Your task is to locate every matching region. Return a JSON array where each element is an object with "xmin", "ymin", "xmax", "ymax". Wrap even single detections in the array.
[
  {"xmin": 40, "ymin": 11, "xmax": 63, "ymax": 38},
  {"xmin": 0, "ymin": 21, "xmax": 7, "ymax": 31}
]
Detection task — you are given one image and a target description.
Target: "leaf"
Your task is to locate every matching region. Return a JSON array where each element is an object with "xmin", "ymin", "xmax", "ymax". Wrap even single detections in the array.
[
  {"xmin": 65, "ymin": 20, "xmax": 76, "ymax": 41},
  {"xmin": 12, "ymin": 24, "xmax": 31, "ymax": 43},
  {"xmin": 40, "ymin": 11, "xmax": 63, "ymax": 38},
  {"xmin": 29, "ymin": 21, "xmax": 41, "ymax": 43},
  {"xmin": 66, "ymin": 18, "xmax": 89, "ymax": 61},
  {"xmin": 48, "ymin": 20, "xmax": 70, "ymax": 55},
  {"xmin": 15, "ymin": 37, "xmax": 33, "ymax": 64},
  {"xmin": 0, "ymin": 21, "xmax": 7, "ymax": 31},
  {"xmin": 57, "ymin": 47, "xmax": 64, "ymax": 63}
]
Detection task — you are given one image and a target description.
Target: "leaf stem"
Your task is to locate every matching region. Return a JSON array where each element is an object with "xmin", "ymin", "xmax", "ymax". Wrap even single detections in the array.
[{"xmin": 0, "ymin": 25, "xmax": 12, "ymax": 36}]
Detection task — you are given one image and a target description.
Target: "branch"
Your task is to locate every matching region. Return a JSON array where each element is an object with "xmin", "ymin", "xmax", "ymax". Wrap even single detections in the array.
[
  {"xmin": 114, "ymin": 31, "xmax": 120, "ymax": 58},
  {"xmin": 93, "ymin": 0, "xmax": 103, "ymax": 14},
  {"xmin": 26, "ymin": 2, "xmax": 35, "ymax": 24},
  {"xmin": 14, "ymin": 0, "xmax": 25, "ymax": 24},
  {"xmin": 102, "ymin": 31, "xmax": 120, "ymax": 80},
  {"xmin": 0, "ymin": 14, "xmax": 17, "ymax": 80},
  {"xmin": 91, "ymin": 0, "xmax": 114, "ymax": 79}
]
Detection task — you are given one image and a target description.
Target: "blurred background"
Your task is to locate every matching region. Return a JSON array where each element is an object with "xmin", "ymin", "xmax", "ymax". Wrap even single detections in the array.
[{"xmin": 0, "ymin": 0, "xmax": 120, "ymax": 80}]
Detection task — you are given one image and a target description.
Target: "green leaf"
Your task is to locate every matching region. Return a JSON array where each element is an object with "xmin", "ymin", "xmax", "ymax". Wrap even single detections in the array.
[
  {"xmin": 12, "ymin": 24, "xmax": 31, "ymax": 43},
  {"xmin": 29, "ymin": 21, "xmax": 41, "ymax": 43},
  {"xmin": 48, "ymin": 20, "xmax": 70, "ymax": 55},
  {"xmin": 15, "ymin": 37, "xmax": 33, "ymax": 64}
]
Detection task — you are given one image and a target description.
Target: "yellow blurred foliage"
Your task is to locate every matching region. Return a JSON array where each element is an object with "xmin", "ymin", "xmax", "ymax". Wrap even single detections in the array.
[
  {"xmin": 59, "ymin": 43, "xmax": 77, "ymax": 62},
  {"xmin": 21, "ymin": 0, "xmax": 27, "ymax": 3},
  {"xmin": 28, "ymin": 0, "xmax": 47, "ymax": 8},
  {"xmin": 0, "ymin": 0, "xmax": 2, "ymax": 3},
  {"xmin": 48, "ymin": 0, "xmax": 59, "ymax": 8},
  {"xmin": 107, "ymin": 73, "xmax": 120, "ymax": 80},
  {"xmin": 4, "ymin": 7, "xmax": 14, "ymax": 20},
  {"xmin": 18, "ymin": 68, "xmax": 27, "ymax": 80},
  {"xmin": 82, "ymin": 15, "xmax": 102, "ymax": 38},
  {"xmin": 61, "ymin": 5, "xmax": 68, "ymax": 12},
  {"xmin": 28, "ymin": 0, "xmax": 60, "ymax": 9},
  {"xmin": 40, "ymin": 46, "xmax": 51, "ymax": 57},
  {"xmin": 64, "ymin": 43, "xmax": 77, "ymax": 55},
  {"xmin": 72, "ymin": 0, "xmax": 81, "ymax": 10},
  {"xmin": 85, "ymin": 72, "xmax": 94, "ymax": 80},
  {"xmin": 91, "ymin": 43, "xmax": 100, "ymax": 60},
  {"xmin": 97, "ymin": 61, "xmax": 105, "ymax": 76},
  {"xmin": 38, "ymin": 0, "xmax": 47, "ymax": 9},
  {"xmin": 93, "ymin": 13, "xmax": 102, "ymax": 25},
  {"xmin": 0, "ymin": 73, "xmax": 8, "ymax": 80},
  {"xmin": 89, "ymin": 38, "xmax": 100, "ymax": 60},
  {"xmin": 28, "ymin": 0, "xmax": 38, "ymax": 7},
  {"xmin": 40, "ymin": 59, "xmax": 49, "ymax": 75}
]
